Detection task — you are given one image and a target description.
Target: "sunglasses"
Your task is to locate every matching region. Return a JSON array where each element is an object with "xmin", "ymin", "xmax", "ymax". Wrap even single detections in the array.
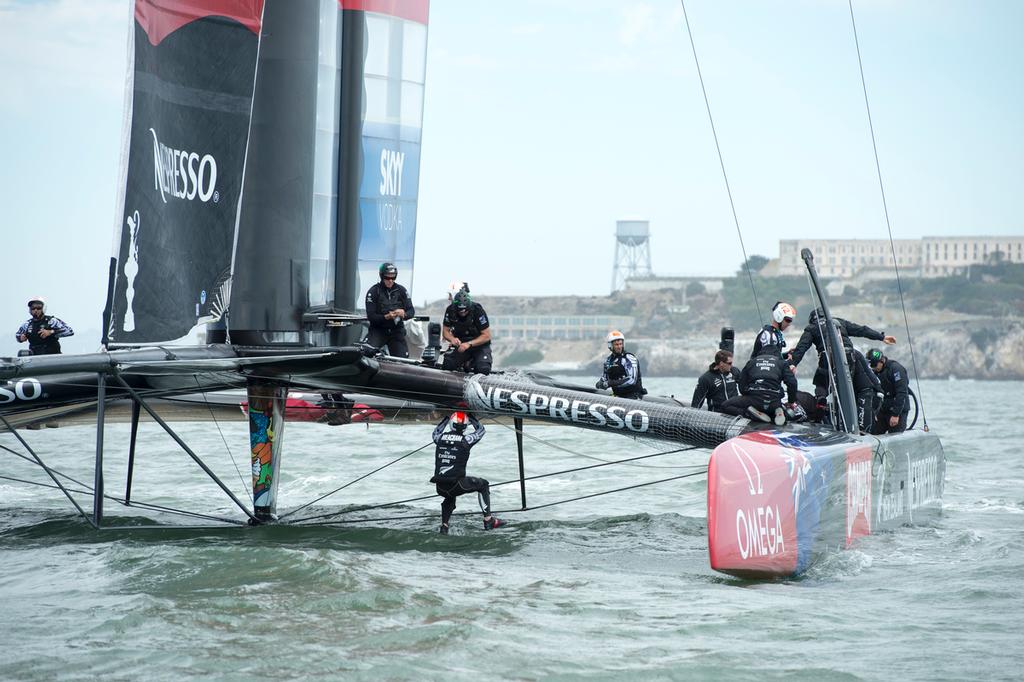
[
  {"xmin": 30, "ymin": 306, "xmax": 43, "ymax": 310},
  {"xmin": 722, "ymin": 360, "xmax": 733, "ymax": 365},
  {"xmin": 382, "ymin": 276, "xmax": 396, "ymax": 281}
]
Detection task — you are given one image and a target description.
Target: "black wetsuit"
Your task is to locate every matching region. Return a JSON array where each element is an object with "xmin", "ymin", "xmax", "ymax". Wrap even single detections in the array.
[
  {"xmin": 721, "ymin": 353, "xmax": 798, "ymax": 418},
  {"xmin": 691, "ymin": 366, "xmax": 741, "ymax": 412},
  {"xmin": 871, "ymin": 359, "xmax": 910, "ymax": 434},
  {"xmin": 431, "ymin": 414, "xmax": 489, "ymax": 527},
  {"xmin": 750, "ymin": 325, "xmax": 788, "ymax": 359},
  {"xmin": 849, "ymin": 348, "xmax": 882, "ymax": 432},
  {"xmin": 600, "ymin": 351, "xmax": 646, "ymax": 400},
  {"xmin": 790, "ymin": 317, "xmax": 885, "ymax": 396},
  {"xmin": 442, "ymin": 302, "xmax": 492, "ymax": 374},
  {"xmin": 364, "ymin": 281, "xmax": 415, "ymax": 358},
  {"xmin": 16, "ymin": 314, "xmax": 73, "ymax": 355}
]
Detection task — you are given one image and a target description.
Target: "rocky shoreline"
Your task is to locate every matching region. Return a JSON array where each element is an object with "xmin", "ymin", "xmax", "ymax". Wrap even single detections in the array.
[{"xmin": 491, "ymin": 319, "xmax": 1024, "ymax": 380}]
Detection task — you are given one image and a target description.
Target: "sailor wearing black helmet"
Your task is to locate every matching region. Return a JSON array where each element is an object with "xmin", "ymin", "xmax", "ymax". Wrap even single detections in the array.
[
  {"xmin": 364, "ymin": 263, "xmax": 415, "ymax": 357},
  {"xmin": 866, "ymin": 348, "xmax": 910, "ymax": 434},
  {"xmin": 16, "ymin": 297, "xmax": 73, "ymax": 356},
  {"xmin": 596, "ymin": 330, "xmax": 646, "ymax": 400},
  {"xmin": 430, "ymin": 411, "xmax": 505, "ymax": 534},
  {"xmin": 789, "ymin": 308, "xmax": 895, "ymax": 400},
  {"xmin": 751, "ymin": 301, "xmax": 797, "ymax": 359},
  {"xmin": 442, "ymin": 290, "xmax": 492, "ymax": 374}
]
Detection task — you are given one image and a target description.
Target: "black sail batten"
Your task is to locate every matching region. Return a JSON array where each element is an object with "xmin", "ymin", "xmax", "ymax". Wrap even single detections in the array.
[{"xmin": 107, "ymin": 3, "xmax": 264, "ymax": 347}]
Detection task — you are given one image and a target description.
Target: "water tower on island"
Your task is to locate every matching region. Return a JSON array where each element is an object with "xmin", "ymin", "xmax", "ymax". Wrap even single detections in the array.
[{"xmin": 611, "ymin": 219, "xmax": 652, "ymax": 292}]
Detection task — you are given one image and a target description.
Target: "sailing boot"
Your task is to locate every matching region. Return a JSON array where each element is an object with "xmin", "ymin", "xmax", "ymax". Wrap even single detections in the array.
[
  {"xmin": 483, "ymin": 516, "xmax": 506, "ymax": 530},
  {"xmin": 746, "ymin": 406, "xmax": 771, "ymax": 423},
  {"xmin": 439, "ymin": 524, "xmax": 449, "ymax": 535},
  {"xmin": 773, "ymin": 407, "xmax": 786, "ymax": 426}
]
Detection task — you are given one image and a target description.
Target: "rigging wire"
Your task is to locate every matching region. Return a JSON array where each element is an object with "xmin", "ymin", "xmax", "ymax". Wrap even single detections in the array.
[
  {"xmin": 679, "ymin": 0, "xmax": 764, "ymax": 327},
  {"xmin": 847, "ymin": 0, "xmax": 928, "ymax": 430},
  {"xmin": 485, "ymin": 416, "xmax": 705, "ymax": 470},
  {"xmin": 193, "ymin": 376, "xmax": 253, "ymax": 504},
  {"xmin": 308, "ymin": 469, "xmax": 709, "ymax": 526},
  {"xmin": 291, "ymin": 444, "xmax": 705, "ymax": 525},
  {"xmin": 277, "ymin": 441, "xmax": 434, "ymax": 520}
]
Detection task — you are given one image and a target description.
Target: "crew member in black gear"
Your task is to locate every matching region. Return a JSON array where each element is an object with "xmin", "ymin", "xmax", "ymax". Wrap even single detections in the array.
[
  {"xmin": 364, "ymin": 263, "xmax": 415, "ymax": 358},
  {"xmin": 720, "ymin": 347, "xmax": 798, "ymax": 426},
  {"xmin": 16, "ymin": 297, "xmax": 73, "ymax": 355},
  {"xmin": 789, "ymin": 309, "xmax": 895, "ymax": 399},
  {"xmin": 751, "ymin": 301, "xmax": 797, "ymax": 359},
  {"xmin": 442, "ymin": 290, "xmax": 492, "ymax": 374},
  {"xmin": 691, "ymin": 349, "xmax": 741, "ymax": 412},
  {"xmin": 849, "ymin": 347, "xmax": 883, "ymax": 433},
  {"xmin": 867, "ymin": 348, "xmax": 910, "ymax": 434},
  {"xmin": 596, "ymin": 330, "xmax": 646, "ymax": 400},
  {"xmin": 430, "ymin": 411, "xmax": 505, "ymax": 534}
]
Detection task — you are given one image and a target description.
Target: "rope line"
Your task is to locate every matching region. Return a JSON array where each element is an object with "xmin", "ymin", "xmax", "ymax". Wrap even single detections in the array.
[
  {"xmin": 680, "ymin": 0, "xmax": 763, "ymax": 327},
  {"xmin": 847, "ymin": 0, "xmax": 928, "ymax": 429},
  {"xmin": 194, "ymin": 377, "xmax": 253, "ymax": 504},
  {"xmin": 291, "ymin": 445, "xmax": 704, "ymax": 524},
  {"xmin": 278, "ymin": 441, "xmax": 434, "ymax": 520},
  {"xmin": 307, "ymin": 469, "xmax": 709, "ymax": 526}
]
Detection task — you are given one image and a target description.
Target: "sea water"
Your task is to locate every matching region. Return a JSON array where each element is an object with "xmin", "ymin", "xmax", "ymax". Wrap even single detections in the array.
[{"xmin": 1, "ymin": 378, "xmax": 1022, "ymax": 680}]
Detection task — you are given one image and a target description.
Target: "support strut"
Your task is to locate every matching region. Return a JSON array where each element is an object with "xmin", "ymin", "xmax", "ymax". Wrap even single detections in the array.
[{"xmin": 514, "ymin": 417, "xmax": 527, "ymax": 510}]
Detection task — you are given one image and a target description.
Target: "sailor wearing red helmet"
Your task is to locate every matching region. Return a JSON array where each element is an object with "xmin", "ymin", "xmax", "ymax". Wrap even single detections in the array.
[{"xmin": 430, "ymin": 411, "xmax": 505, "ymax": 534}]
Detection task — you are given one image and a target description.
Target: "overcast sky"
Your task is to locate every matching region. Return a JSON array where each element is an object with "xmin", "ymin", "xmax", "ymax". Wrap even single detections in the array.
[{"xmin": 1, "ymin": 0, "xmax": 1021, "ymax": 355}]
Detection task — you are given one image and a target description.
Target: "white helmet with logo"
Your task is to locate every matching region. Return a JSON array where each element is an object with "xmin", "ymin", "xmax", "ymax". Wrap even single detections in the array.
[
  {"xmin": 772, "ymin": 301, "xmax": 797, "ymax": 325},
  {"xmin": 27, "ymin": 296, "xmax": 46, "ymax": 313},
  {"xmin": 606, "ymin": 330, "xmax": 626, "ymax": 350}
]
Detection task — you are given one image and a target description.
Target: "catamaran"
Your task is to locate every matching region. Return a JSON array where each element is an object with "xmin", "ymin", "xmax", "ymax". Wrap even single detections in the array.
[{"xmin": 0, "ymin": 0, "xmax": 944, "ymax": 579}]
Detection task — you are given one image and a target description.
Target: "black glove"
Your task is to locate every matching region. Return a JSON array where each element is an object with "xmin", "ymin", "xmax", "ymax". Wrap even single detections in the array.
[{"xmin": 596, "ymin": 378, "xmax": 608, "ymax": 390}]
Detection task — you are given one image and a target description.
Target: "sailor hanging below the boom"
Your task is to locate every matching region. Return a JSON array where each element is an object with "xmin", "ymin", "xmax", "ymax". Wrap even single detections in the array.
[
  {"xmin": 430, "ymin": 411, "xmax": 505, "ymax": 534},
  {"xmin": 596, "ymin": 330, "xmax": 646, "ymax": 400}
]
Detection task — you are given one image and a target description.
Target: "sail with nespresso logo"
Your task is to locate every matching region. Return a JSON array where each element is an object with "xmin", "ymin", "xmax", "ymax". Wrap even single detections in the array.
[{"xmin": 106, "ymin": 0, "xmax": 264, "ymax": 345}]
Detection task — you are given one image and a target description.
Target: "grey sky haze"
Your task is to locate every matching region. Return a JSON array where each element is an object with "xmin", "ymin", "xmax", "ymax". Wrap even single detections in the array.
[{"xmin": 1, "ymin": 0, "xmax": 1021, "ymax": 356}]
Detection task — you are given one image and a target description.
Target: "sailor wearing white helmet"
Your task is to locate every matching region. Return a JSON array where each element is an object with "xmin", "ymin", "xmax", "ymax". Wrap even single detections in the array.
[{"xmin": 596, "ymin": 330, "xmax": 646, "ymax": 400}]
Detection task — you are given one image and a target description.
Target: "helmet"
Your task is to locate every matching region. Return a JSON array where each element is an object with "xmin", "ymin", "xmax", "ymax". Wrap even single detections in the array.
[
  {"xmin": 772, "ymin": 301, "xmax": 797, "ymax": 325},
  {"xmin": 808, "ymin": 308, "xmax": 824, "ymax": 324},
  {"xmin": 27, "ymin": 296, "xmax": 45, "ymax": 312},
  {"xmin": 453, "ymin": 290, "xmax": 472, "ymax": 310},
  {"xmin": 379, "ymin": 262, "xmax": 398, "ymax": 280},
  {"xmin": 606, "ymin": 330, "xmax": 625, "ymax": 350},
  {"xmin": 866, "ymin": 348, "xmax": 884, "ymax": 365},
  {"xmin": 447, "ymin": 281, "xmax": 469, "ymax": 300},
  {"xmin": 451, "ymin": 411, "xmax": 468, "ymax": 431}
]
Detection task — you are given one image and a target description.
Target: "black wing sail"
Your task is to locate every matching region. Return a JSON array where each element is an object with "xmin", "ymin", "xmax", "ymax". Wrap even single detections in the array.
[{"xmin": 106, "ymin": 0, "xmax": 264, "ymax": 346}]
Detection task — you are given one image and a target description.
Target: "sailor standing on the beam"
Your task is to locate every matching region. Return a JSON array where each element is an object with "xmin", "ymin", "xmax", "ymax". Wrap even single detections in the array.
[{"xmin": 430, "ymin": 411, "xmax": 505, "ymax": 534}]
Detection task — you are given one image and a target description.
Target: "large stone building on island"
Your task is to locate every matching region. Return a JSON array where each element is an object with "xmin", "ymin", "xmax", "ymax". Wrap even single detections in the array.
[{"xmin": 775, "ymin": 236, "xmax": 1024, "ymax": 279}]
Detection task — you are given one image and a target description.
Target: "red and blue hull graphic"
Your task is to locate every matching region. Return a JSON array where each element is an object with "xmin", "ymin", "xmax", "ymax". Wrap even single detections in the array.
[{"xmin": 708, "ymin": 428, "xmax": 944, "ymax": 578}]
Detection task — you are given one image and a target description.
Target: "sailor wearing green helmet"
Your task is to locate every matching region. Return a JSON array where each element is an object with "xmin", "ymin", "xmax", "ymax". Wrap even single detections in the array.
[
  {"xmin": 442, "ymin": 289, "xmax": 492, "ymax": 374},
  {"xmin": 866, "ymin": 348, "xmax": 910, "ymax": 434}
]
